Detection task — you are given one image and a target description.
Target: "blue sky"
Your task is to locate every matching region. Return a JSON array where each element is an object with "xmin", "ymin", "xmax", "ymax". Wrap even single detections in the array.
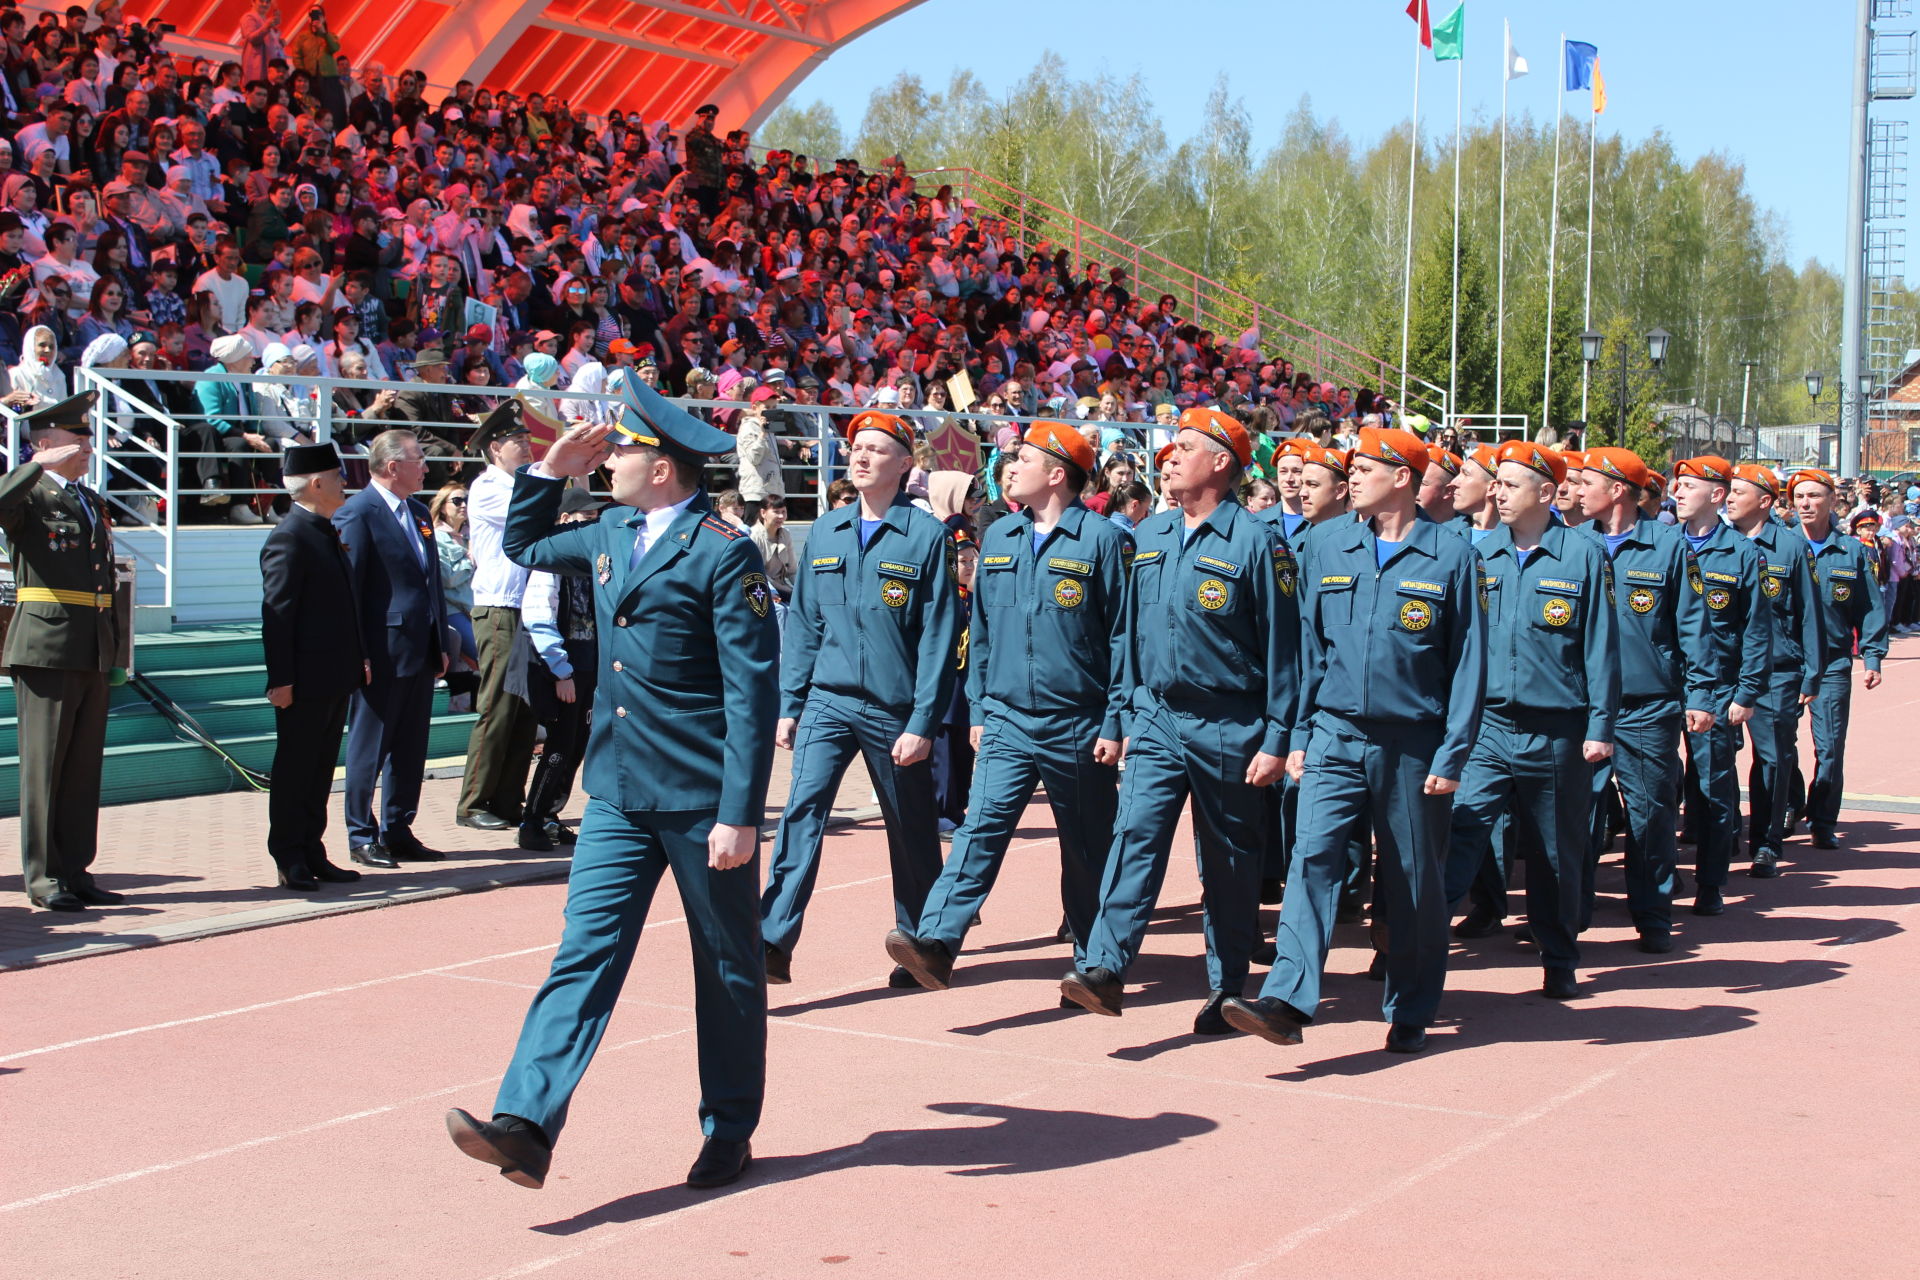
[{"xmin": 790, "ymin": 0, "xmax": 1899, "ymax": 273}]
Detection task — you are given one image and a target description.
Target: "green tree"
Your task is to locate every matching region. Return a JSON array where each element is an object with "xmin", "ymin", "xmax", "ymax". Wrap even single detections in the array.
[
  {"xmin": 757, "ymin": 98, "xmax": 845, "ymax": 166},
  {"xmin": 1584, "ymin": 312, "xmax": 1669, "ymax": 466}
]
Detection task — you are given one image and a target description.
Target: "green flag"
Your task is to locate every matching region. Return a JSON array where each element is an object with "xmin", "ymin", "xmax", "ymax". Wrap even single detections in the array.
[{"xmin": 1432, "ymin": 2, "xmax": 1465, "ymax": 60}]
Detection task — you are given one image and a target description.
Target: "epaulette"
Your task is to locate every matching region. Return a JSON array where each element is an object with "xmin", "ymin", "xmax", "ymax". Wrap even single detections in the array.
[{"xmin": 700, "ymin": 516, "xmax": 746, "ymax": 541}]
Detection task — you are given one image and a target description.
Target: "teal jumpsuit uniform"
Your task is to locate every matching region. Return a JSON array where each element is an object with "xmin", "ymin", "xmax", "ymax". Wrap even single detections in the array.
[
  {"xmin": 1802, "ymin": 530, "xmax": 1891, "ymax": 840},
  {"xmin": 1261, "ymin": 518, "xmax": 1486, "ymax": 1029},
  {"xmin": 910, "ymin": 503, "xmax": 1133, "ymax": 964},
  {"xmin": 1682, "ymin": 524, "xmax": 1770, "ymax": 890}
]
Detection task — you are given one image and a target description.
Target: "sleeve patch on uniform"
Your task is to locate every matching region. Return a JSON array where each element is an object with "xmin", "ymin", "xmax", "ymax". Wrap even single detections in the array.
[
  {"xmin": 1320, "ymin": 574, "xmax": 1356, "ymax": 588},
  {"xmin": 742, "ymin": 572, "xmax": 771, "ymax": 618},
  {"xmin": 1133, "ymin": 549, "xmax": 1164, "ymax": 564},
  {"xmin": 1396, "ymin": 579, "xmax": 1446, "ymax": 599},
  {"xmin": 875, "ymin": 560, "xmax": 922, "ymax": 580},
  {"xmin": 1047, "ymin": 556, "xmax": 1094, "ymax": 575},
  {"xmin": 811, "ymin": 555, "xmax": 844, "ymax": 570},
  {"xmin": 1536, "ymin": 578, "xmax": 1583, "ymax": 595},
  {"xmin": 982, "ymin": 555, "xmax": 1015, "ymax": 568},
  {"xmin": 1195, "ymin": 555, "xmax": 1243, "ymax": 578}
]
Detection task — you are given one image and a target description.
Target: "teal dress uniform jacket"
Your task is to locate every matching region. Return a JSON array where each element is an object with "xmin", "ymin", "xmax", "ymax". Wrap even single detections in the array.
[
  {"xmin": 1681, "ymin": 521, "xmax": 1770, "ymax": 890},
  {"xmin": 1801, "ymin": 528, "xmax": 1892, "ymax": 840}
]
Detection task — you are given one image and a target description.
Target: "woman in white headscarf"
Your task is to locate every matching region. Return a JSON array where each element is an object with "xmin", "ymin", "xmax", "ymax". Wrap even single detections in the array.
[
  {"xmin": 79, "ymin": 331, "xmax": 160, "ymax": 523},
  {"xmin": 253, "ymin": 341, "xmax": 318, "ymax": 445},
  {"xmin": 562, "ymin": 359, "xmax": 610, "ymax": 424},
  {"xmin": 10, "ymin": 323, "xmax": 66, "ymax": 403}
]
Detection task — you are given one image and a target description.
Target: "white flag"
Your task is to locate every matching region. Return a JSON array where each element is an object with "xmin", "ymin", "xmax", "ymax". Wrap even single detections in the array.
[{"xmin": 1505, "ymin": 19, "xmax": 1529, "ymax": 79}]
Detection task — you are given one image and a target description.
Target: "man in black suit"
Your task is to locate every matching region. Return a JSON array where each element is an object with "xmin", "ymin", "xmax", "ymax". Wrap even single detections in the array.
[
  {"xmin": 334, "ymin": 429, "xmax": 452, "ymax": 868},
  {"xmin": 261, "ymin": 441, "xmax": 369, "ymax": 892}
]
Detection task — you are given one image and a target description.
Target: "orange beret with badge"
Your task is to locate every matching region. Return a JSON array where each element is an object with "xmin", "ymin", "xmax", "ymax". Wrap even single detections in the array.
[
  {"xmin": 1177, "ymin": 406, "xmax": 1253, "ymax": 467},
  {"xmin": 1787, "ymin": 467, "xmax": 1837, "ymax": 494},
  {"xmin": 1428, "ymin": 448, "xmax": 1462, "ymax": 476},
  {"xmin": 1674, "ymin": 455, "xmax": 1734, "ymax": 485},
  {"xmin": 845, "ymin": 409, "xmax": 916, "ymax": 452},
  {"xmin": 1352, "ymin": 426, "xmax": 1429, "ymax": 474},
  {"xmin": 1494, "ymin": 439, "xmax": 1568, "ymax": 485},
  {"xmin": 1023, "ymin": 419, "xmax": 1096, "ymax": 474},
  {"xmin": 1585, "ymin": 446, "xmax": 1652, "ymax": 491},
  {"xmin": 1467, "ymin": 443, "xmax": 1499, "ymax": 477},
  {"xmin": 1731, "ymin": 463, "xmax": 1780, "ymax": 499},
  {"xmin": 1300, "ymin": 444, "xmax": 1348, "ymax": 476},
  {"xmin": 1558, "ymin": 449, "xmax": 1584, "ymax": 474}
]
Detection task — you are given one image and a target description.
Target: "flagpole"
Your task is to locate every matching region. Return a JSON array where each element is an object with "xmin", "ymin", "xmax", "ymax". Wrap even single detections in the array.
[
  {"xmin": 1399, "ymin": 20, "xmax": 1423, "ymax": 413},
  {"xmin": 1449, "ymin": 50, "xmax": 1463, "ymax": 427},
  {"xmin": 1496, "ymin": 19, "xmax": 1511, "ymax": 421},
  {"xmin": 1579, "ymin": 76, "xmax": 1598, "ymax": 424},
  {"xmin": 1543, "ymin": 33, "xmax": 1565, "ymax": 437}
]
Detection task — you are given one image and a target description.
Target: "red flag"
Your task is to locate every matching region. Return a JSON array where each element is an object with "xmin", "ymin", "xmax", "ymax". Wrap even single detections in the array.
[
  {"xmin": 519, "ymin": 396, "xmax": 566, "ymax": 461},
  {"xmin": 1405, "ymin": 0, "xmax": 1432, "ymax": 48}
]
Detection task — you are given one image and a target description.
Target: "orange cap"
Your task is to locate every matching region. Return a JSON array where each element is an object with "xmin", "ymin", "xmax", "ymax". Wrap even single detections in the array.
[
  {"xmin": 1300, "ymin": 444, "xmax": 1348, "ymax": 476},
  {"xmin": 1731, "ymin": 463, "xmax": 1779, "ymax": 498},
  {"xmin": 1585, "ymin": 446, "xmax": 1652, "ymax": 491},
  {"xmin": 1177, "ymin": 406, "xmax": 1252, "ymax": 467},
  {"xmin": 1646, "ymin": 470, "xmax": 1666, "ymax": 496},
  {"xmin": 1558, "ymin": 449, "xmax": 1585, "ymax": 472},
  {"xmin": 1494, "ymin": 439, "xmax": 1568, "ymax": 485},
  {"xmin": 1352, "ymin": 426, "xmax": 1429, "ymax": 474},
  {"xmin": 846, "ymin": 409, "xmax": 915, "ymax": 452},
  {"xmin": 1426, "ymin": 448, "xmax": 1462, "ymax": 476},
  {"xmin": 1674, "ymin": 455, "xmax": 1734, "ymax": 484},
  {"xmin": 1154, "ymin": 440, "xmax": 1177, "ymax": 470},
  {"xmin": 1023, "ymin": 419, "xmax": 1095, "ymax": 474},
  {"xmin": 1787, "ymin": 467, "xmax": 1837, "ymax": 493},
  {"xmin": 1276, "ymin": 437, "xmax": 1316, "ymax": 461},
  {"xmin": 1467, "ymin": 443, "xmax": 1499, "ymax": 476}
]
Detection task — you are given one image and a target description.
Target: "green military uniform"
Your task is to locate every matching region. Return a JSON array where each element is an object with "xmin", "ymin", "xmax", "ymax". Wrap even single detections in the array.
[{"xmin": 0, "ymin": 393, "xmax": 129, "ymax": 905}]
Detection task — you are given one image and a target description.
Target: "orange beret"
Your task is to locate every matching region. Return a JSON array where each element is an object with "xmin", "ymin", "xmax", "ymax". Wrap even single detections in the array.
[
  {"xmin": 1154, "ymin": 440, "xmax": 1177, "ymax": 470},
  {"xmin": 1585, "ymin": 446, "xmax": 1651, "ymax": 490},
  {"xmin": 1428, "ymin": 448, "xmax": 1462, "ymax": 476},
  {"xmin": 846, "ymin": 409, "xmax": 915, "ymax": 452},
  {"xmin": 1177, "ymin": 406, "xmax": 1252, "ymax": 467},
  {"xmin": 1731, "ymin": 463, "xmax": 1779, "ymax": 498},
  {"xmin": 1787, "ymin": 467, "xmax": 1837, "ymax": 493},
  {"xmin": 1300, "ymin": 444, "xmax": 1348, "ymax": 476},
  {"xmin": 1494, "ymin": 439, "xmax": 1568, "ymax": 485},
  {"xmin": 1467, "ymin": 443, "xmax": 1500, "ymax": 476},
  {"xmin": 1645, "ymin": 470, "xmax": 1666, "ymax": 496},
  {"xmin": 1352, "ymin": 426, "xmax": 1428, "ymax": 473},
  {"xmin": 1276, "ymin": 438, "xmax": 1316, "ymax": 461},
  {"xmin": 1674, "ymin": 455, "xmax": 1734, "ymax": 484},
  {"xmin": 1558, "ymin": 449, "xmax": 1585, "ymax": 472},
  {"xmin": 1023, "ymin": 419, "xmax": 1095, "ymax": 474}
]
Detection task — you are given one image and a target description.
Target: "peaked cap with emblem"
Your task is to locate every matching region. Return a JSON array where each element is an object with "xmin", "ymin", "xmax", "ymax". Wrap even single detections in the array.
[
  {"xmin": 19, "ymin": 390, "xmax": 98, "ymax": 436},
  {"xmin": 615, "ymin": 373, "xmax": 741, "ymax": 464},
  {"xmin": 470, "ymin": 398, "xmax": 530, "ymax": 456}
]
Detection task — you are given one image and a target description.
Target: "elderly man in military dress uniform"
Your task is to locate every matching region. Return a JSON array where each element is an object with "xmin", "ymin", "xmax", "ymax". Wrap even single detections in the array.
[
  {"xmin": 446, "ymin": 377, "xmax": 779, "ymax": 1192},
  {"xmin": 1, "ymin": 391, "xmax": 129, "ymax": 911}
]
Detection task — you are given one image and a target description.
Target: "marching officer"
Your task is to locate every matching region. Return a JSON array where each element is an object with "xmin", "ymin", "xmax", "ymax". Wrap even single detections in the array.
[
  {"xmin": 885, "ymin": 421, "xmax": 1132, "ymax": 990},
  {"xmin": 763, "ymin": 410, "xmax": 961, "ymax": 988},
  {"xmin": 260, "ymin": 440, "xmax": 368, "ymax": 891},
  {"xmin": 1417, "ymin": 446, "xmax": 1461, "ymax": 524},
  {"xmin": 1725, "ymin": 465, "xmax": 1821, "ymax": 877},
  {"xmin": 1, "ymin": 391, "xmax": 129, "ymax": 911},
  {"xmin": 447, "ymin": 377, "xmax": 779, "ymax": 1193},
  {"xmin": 1446, "ymin": 444, "xmax": 1502, "ymax": 546},
  {"xmin": 1571, "ymin": 448, "xmax": 1706, "ymax": 950},
  {"xmin": 1441, "ymin": 443, "xmax": 1618, "ymax": 999},
  {"xmin": 1059, "ymin": 408, "xmax": 1299, "ymax": 1034},
  {"xmin": 1788, "ymin": 468, "xmax": 1890, "ymax": 848},
  {"xmin": 1671, "ymin": 456, "xmax": 1769, "ymax": 916},
  {"xmin": 1224, "ymin": 426, "xmax": 1485, "ymax": 1055}
]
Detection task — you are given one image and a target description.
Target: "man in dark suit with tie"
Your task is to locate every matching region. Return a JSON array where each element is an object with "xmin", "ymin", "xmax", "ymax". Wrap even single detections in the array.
[
  {"xmin": 334, "ymin": 429, "xmax": 452, "ymax": 868},
  {"xmin": 260, "ymin": 441, "xmax": 369, "ymax": 891}
]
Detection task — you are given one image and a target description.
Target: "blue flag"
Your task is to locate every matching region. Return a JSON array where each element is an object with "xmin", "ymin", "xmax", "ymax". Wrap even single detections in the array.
[{"xmin": 1564, "ymin": 39, "xmax": 1598, "ymax": 91}]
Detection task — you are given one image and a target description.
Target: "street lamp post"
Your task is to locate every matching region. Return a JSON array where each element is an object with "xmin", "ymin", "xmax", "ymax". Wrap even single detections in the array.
[
  {"xmin": 1579, "ymin": 326, "xmax": 1671, "ymax": 446},
  {"xmin": 1806, "ymin": 370, "xmax": 1832, "ymax": 468}
]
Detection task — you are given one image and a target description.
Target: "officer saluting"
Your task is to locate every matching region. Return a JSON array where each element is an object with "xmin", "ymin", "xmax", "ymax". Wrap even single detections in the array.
[
  {"xmin": 1061, "ymin": 408, "xmax": 1299, "ymax": 1035},
  {"xmin": 1, "ymin": 391, "xmax": 129, "ymax": 911},
  {"xmin": 447, "ymin": 376, "xmax": 779, "ymax": 1193},
  {"xmin": 260, "ymin": 440, "xmax": 368, "ymax": 891},
  {"xmin": 886, "ymin": 421, "xmax": 1132, "ymax": 991},
  {"xmin": 1225, "ymin": 426, "xmax": 1485, "ymax": 1055}
]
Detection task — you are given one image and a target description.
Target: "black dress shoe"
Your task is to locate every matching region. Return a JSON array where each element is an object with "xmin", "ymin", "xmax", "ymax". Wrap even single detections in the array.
[
  {"xmin": 276, "ymin": 866, "xmax": 321, "ymax": 892},
  {"xmin": 1059, "ymin": 995, "xmax": 1080, "ymax": 1010},
  {"xmin": 1260, "ymin": 876, "xmax": 1285, "ymax": 904},
  {"xmin": 1251, "ymin": 938, "xmax": 1278, "ymax": 966},
  {"xmin": 1060, "ymin": 966, "xmax": 1123, "ymax": 1016},
  {"xmin": 1637, "ymin": 928, "xmax": 1674, "ymax": 954},
  {"xmin": 1366, "ymin": 951, "xmax": 1386, "ymax": 981},
  {"xmin": 1193, "ymin": 991, "xmax": 1237, "ymax": 1036},
  {"xmin": 765, "ymin": 943, "xmax": 791, "ymax": 984},
  {"xmin": 884, "ymin": 930, "xmax": 953, "ymax": 990},
  {"xmin": 457, "ymin": 811, "xmax": 512, "ymax": 831},
  {"xmin": 1220, "ymin": 995, "xmax": 1308, "ymax": 1045},
  {"xmin": 1748, "ymin": 850, "xmax": 1781, "ymax": 878},
  {"xmin": 1055, "ymin": 917, "xmax": 1075, "ymax": 945},
  {"xmin": 311, "ymin": 861, "xmax": 362, "ymax": 883},
  {"xmin": 69, "ymin": 883, "xmax": 125, "ymax": 905},
  {"xmin": 544, "ymin": 819, "xmax": 577, "ymax": 845},
  {"xmin": 1384, "ymin": 1023, "xmax": 1429, "ymax": 1054},
  {"xmin": 685, "ymin": 1137, "xmax": 752, "ymax": 1189},
  {"xmin": 385, "ymin": 835, "xmax": 444, "ymax": 862},
  {"xmin": 886, "ymin": 965, "xmax": 921, "ymax": 990},
  {"xmin": 350, "ymin": 842, "xmax": 398, "ymax": 869},
  {"xmin": 1692, "ymin": 884, "xmax": 1725, "ymax": 916},
  {"xmin": 1453, "ymin": 908, "xmax": 1503, "ymax": 939},
  {"xmin": 29, "ymin": 890, "xmax": 85, "ymax": 912},
  {"xmin": 1811, "ymin": 830, "xmax": 1839, "ymax": 850},
  {"xmin": 445, "ymin": 1108, "xmax": 550, "ymax": 1189},
  {"xmin": 516, "ymin": 822, "xmax": 555, "ymax": 852},
  {"xmin": 1542, "ymin": 968, "xmax": 1579, "ymax": 1000}
]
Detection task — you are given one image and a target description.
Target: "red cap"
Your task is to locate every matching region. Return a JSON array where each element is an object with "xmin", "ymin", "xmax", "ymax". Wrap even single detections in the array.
[
  {"xmin": 464, "ymin": 322, "xmax": 492, "ymax": 341},
  {"xmin": 1177, "ymin": 406, "xmax": 1252, "ymax": 467},
  {"xmin": 1276, "ymin": 438, "xmax": 1317, "ymax": 461},
  {"xmin": 1023, "ymin": 419, "xmax": 1096, "ymax": 473},
  {"xmin": 845, "ymin": 409, "xmax": 915, "ymax": 451},
  {"xmin": 1352, "ymin": 426, "xmax": 1429, "ymax": 474},
  {"xmin": 1787, "ymin": 467, "xmax": 1837, "ymax": 494},
  {"xmin": 1646, "ymin": 470, "xmax": 1667, "ymax": 496},
  {"xmin": 1494, "ymin": 439, "xmax": 1568, "ymax": 485},
  {"xmin": 607, "ymin": 338, "xmax": 638, "ymax": 356},
  {"xmin": 1674, "ymin": 455, "xmax": 1734, "ymax": 484},
  {"xmin": 750, "ymin": 386, "xmax": 780, "ymax": 403},
  {"xmin": 1731, "ymin": 463, "xmax": 1779, "ymax": 498},
  {"xmin": 1585, "ymin": 446, "xmax": 1652, "ymax": 490},
  {"xmin": 1154, "ymin": 441, "xmax": 1177, "ymax": 470}
]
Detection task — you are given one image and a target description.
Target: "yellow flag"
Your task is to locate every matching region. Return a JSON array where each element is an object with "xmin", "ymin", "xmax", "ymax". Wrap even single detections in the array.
[{"xmin": 1593, "ymin": 61, "xmax": 1608, "ymax": 114}]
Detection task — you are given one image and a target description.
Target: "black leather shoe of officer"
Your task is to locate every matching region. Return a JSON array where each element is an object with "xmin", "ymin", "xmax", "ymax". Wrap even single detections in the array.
[
  {"xmin": 457, "ymin": 811, "xmax": 512, "ymax": 831},
  {"xmin": 1637, "ymin": 928, "xmax": 1673, "ymax": 954},
  {"xmin": 1512, "ymin": 923, "xmax": 1535, "ymax": 943},
  {"xmin": 385, "ymin": 832, "xmax": 444, "ymax": 861},
  {"xmin": 30, "ymin": 890, "xmax": 85, "ymax": 912},
  {"xmin": 1748, "ymin": 850, "xmax": 1781, "ymax": 878},
  {"xmin": 765, "ymin": 943, "xmax": 792, "ymax": 985},
  {"xmin": 350, "ymin": 842, "xmax": 398, "ymax": 869},
  {"xmin": 1251, "ymin": 938, "xmax": 1278, "ymax": 966},
  {"xmin": 1193, "ymin": 991, "xmax": 1238, "ymax": 1036},
  {"xmin": 884, "ymin": 930, "xmax": 953, "ymax": 990},
  {"xmin": 311, "ymin": 861, "xmax": 361, "ymax": 883},
  {"xmin": 517, "ymin": 822, "xmax": 555, "ymax": 853},
  {"xmin": 1811, "ymin": 829, "xmax": 1839, "ymax": 850},
  {"xmin": 1055, "ymin": 917, "xmax": 1075, "ymax": 945},
  {"xmin": 1542, "ymin": 968, "xmax": 1579, "ymax": 1000},
  {"xmin": 544, "ymin": 819, "xmax": 577, "ymax": 845},
  {"xmin": 1221, "ymin": 995, "xmax": 1307, "ymax": 1045},
  {"xmin": 686, "ymin": 1137, "xmax": 752, "ymax": 1189},
  {"xmin": 276, "ymin": 866, "xmax": 321, "ymax": 892},
  {"xmin": 1059, "ymin": 996, "xmax": 1080, "ymax": 1010},
  {"xmin": 70, "ymin": 883, "xmax": 125, "ymax": 905},
  {"xmin": 1692, "ymin": 884, "xmax": 1725, "ymax": 916},
  {"xmin": 1366, "ymin": 951, "xmax": 1386, "ymax": 980},
  {"xmin": 1384, "ymin": 1024, "xmax": 1429, "ymax": 1054},
  {"xmin": 886, "ymin": 965, "xmax": 921, "ymax": 989},
  {"xmin": 1260, "ymin": 876, "xmax": 1284, "ymax": 905},
  {"xmin": 446, "ymin": 1109, "xmax": 551, "ymax": 1188},
  {"xmin": 1060, "ymin": 967, "xmax": 1123, "ymax": 1016},
  {"xmin": 1453, "ymin": 906, "xmax": 1503, "ymax": 939}
]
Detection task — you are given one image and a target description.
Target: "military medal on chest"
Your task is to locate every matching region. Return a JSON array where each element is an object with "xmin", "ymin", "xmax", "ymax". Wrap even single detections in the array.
[{"xmin": 596, "ymin": 552, "xmax": 612, "ymax": 585}]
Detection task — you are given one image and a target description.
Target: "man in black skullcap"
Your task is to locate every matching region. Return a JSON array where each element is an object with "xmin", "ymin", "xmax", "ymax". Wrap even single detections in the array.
[{"xmin": 260, "ymin": 440, "xmax": 369, "ymax": 891}]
